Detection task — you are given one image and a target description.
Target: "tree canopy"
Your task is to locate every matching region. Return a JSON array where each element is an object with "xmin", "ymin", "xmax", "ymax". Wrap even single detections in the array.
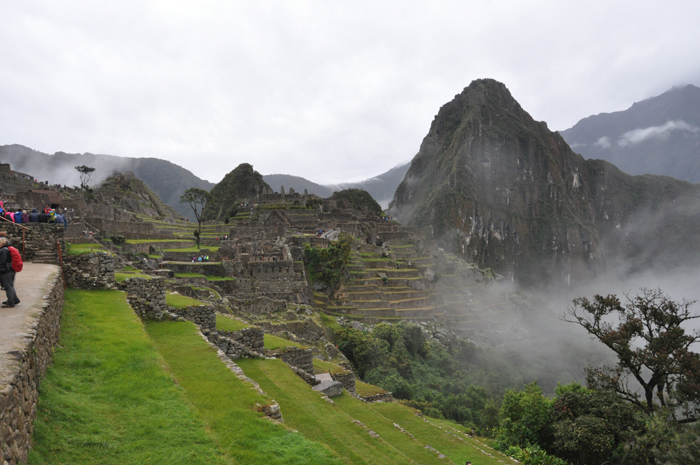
[
  {"xmin": 567, "ymin": 288, "xmax": 700, "ymax": 423},
  {"xmin": 75, "ymin": 165, "xmax": 96, "ymax": 189},
  {"xmin": 180, "ymin": 187, "xmax": 212, "ymax": 248}
]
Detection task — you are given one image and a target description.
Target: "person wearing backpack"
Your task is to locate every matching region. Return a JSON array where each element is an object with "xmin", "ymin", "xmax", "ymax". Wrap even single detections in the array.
[{"xmin": 0, "ymin": 237, "xmax": 20, "ymax": 308}]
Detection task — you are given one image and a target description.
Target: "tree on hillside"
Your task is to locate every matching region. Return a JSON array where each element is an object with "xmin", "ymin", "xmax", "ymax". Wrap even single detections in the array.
[
  {"xmin": 75, "ymin": 165, "xmax": 96, "ymax": 190},
  {"xmin": 550, "ymin": 384, "xmax": 643, "ymax": 464},
  {"xmin": 180, "ymin": 187, "xmax": 211, "ymax": 249},
  {"xmin": 566, "ymin": 288, "xmax": 700, "ymax": 423}
]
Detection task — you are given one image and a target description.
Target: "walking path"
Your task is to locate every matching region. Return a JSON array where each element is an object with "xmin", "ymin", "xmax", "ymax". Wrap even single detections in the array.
[{"xmin": 0, "ymin": 263, "xmax": 60, "ymax": 381}]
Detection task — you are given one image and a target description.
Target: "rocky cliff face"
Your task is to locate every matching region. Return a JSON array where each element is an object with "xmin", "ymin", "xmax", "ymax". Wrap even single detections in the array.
[{"xmin": 390, "ymin": 79, "xmax": 700, "ymax": 287}]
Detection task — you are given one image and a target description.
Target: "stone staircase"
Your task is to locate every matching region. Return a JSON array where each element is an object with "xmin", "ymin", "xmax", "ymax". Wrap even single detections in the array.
[{"xmin": 32, "ymin": 250, "xmax": 60, "ymax": 264}]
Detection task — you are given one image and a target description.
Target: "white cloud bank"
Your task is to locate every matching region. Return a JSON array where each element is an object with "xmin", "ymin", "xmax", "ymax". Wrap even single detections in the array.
[{"xmin": 618, "ymin": 120, "xmax": 700, "ymax": 146}]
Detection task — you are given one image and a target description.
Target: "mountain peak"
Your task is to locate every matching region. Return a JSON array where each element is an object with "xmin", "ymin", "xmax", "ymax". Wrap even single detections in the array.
[{"xmin": 391, "ymin": 80, "xmax": 700, "ymax": 287}]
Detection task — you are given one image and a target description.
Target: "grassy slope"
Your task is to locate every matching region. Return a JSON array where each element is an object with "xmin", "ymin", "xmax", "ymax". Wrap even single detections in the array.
[
  {"xmin": 29, "ymin": 289, "xmax": 227, "ymax": 465},
  {"xmin": 145, "ymin": 321, "xmax": 344, "ymax": 465},
  {"xmin": 237, "ymin": 358, "xmax": 425, "ymax": 465}
]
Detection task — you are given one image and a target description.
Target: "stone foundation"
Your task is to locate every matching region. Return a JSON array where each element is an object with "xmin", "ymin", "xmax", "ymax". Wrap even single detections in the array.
[{"xmin": 0, "ymin": 270, "xmax": 63, "ymax": 465}]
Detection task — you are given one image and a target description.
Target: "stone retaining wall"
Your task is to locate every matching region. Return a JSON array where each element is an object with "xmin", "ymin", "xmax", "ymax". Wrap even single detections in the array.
[
  {"xmin": 169, "ymin": 305, "xmax": 217, "ymax": 331},
  {"xmin": 83, "ymin": 217, "xmax": 165, "ymax": 239},
  {"xmin": 359, "ymin": 392, "xmax": 394, "ymax": 403},
  {"xmin": 120, "ymin": 277, "xmax": 169, "ymax": 320},
  {"xmin": 229, "ymin": 296, "xmax": 287, "ymax": 315},
  {"xmin": 63, "ymin": 251, "xmax": 116, "ymax": 289},
  {"xmin": 166, "ymin": 262, "xmax": 226, "ymax": 276},
  {"xmin": 291, "ymin": 365, "xmax": 320, "ymax": 386},
  {"xmin": 0, "ymin": 269, "xmax": 63, "ymax": 465},
  {"xmin": 2, "ymin": 223, "xmax": 65, "ymax": 262},
  {"xmin": 280, "ymin": 347, "xmax": 314, "ymax": 374},
  {"xmin": 121, "ymin": 241, "xmax": 194, "ymax": 254},
  {"xmin": 331, "ymin": 372, "xmax": 356, "ymax": 394},
  {"xmin": 257, "ymin": 320, "xmax": 326, "ymax": 343},
  {"xmin": 204, "ymin": 327, "xmax": 265, "ymax": 360}
]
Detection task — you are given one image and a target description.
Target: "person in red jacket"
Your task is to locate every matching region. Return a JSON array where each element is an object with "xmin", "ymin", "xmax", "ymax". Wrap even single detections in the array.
[{"xmin": 0, "ymin": 237, "xmax": 19, "ymax": 308}]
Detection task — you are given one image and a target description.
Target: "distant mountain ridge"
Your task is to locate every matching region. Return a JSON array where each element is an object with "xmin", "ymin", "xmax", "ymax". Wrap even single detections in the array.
[
  {"xmin": 0, "ymin": 144, "xmax": 407, "ymax": 218},
  {"xmin": 264, "ymin": 162, "xmax": 410, "ymax": 208},
  {"xmin": 0, "ymin": 144, "xmax": 215, "ymax": 220},
  {"xmin": 560, "ymin": 84, "xmax": 700, "ymax": 182}
]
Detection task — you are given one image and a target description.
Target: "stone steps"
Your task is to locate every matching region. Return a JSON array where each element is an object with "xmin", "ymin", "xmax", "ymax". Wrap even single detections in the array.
[{"xmin": 33, "ymin": 251, "xmax": 59, "ymax": 264}]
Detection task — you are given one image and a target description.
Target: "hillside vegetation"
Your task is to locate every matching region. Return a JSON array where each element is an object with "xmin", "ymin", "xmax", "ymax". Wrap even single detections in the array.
[{"xmin": 30, "ymin": 289, "xmax": 517, "ymax": 465}]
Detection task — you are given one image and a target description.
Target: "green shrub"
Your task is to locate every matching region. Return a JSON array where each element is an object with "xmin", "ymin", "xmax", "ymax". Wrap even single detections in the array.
[{"xmin": 109, "ymin": 235, "xmax": 126, "ymax": 246}]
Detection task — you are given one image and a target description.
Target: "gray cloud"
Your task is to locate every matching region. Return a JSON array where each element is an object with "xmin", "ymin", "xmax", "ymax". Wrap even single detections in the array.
[{"xmin": 1, "ymin": 1, "xmax": 700, "ymax": 184}]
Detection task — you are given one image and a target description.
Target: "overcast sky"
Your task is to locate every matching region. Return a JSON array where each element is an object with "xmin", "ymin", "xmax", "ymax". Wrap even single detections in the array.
[{"xmin": 2, "ymin": 0, "xmax": 699, "ymax": 185}]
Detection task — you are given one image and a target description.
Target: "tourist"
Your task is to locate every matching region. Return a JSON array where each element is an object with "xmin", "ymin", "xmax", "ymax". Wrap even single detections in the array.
[
  {"xmin": 0, "ymin": 237, "xmax": 19, "ymax": 308},
  {"xmin": 43, "ymin": 204, "xmax": 51, "ymax": 214},
  {"xmin": 22, "ymin": 210, "xmax": 29, "ymax": 223},
  {"xmin": 14, "ymin": 209, "xmax": 23, "ymax": 224},
  {"xmin": 56, "ymin": 210, "xmax": 67, "ymax": 231},
  {"xmin": 29, "ymin": 208, "xmax": 39, "ymax": 222}
]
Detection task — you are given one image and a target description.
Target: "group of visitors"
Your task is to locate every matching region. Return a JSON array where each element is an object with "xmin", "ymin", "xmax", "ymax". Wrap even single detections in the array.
[
  {"xmin": 0, "ymin": 203, "xmax": 69, "ymax": 230},
  {"xmin": 0, "ymin": 231, "xmax": 20, "ymax": 309},
  {"xmin": 191, "ymin": 255, "xmax": 210, "ymax": 262}
]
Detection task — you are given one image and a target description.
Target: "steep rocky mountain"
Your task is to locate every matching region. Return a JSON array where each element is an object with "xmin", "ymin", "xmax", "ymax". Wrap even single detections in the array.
[
  {"xmin": 560, "ymin": 84, "xmax": 700, "ymax": 182},
  {"xmin": 264, "ymin": 162, "xmax": 410, "ymax": 208},
  {"xmin": 390, "ymin": 79, "xmax": 700, "ymax": 288},
  {"xmin": 202, "ymin": 163, "xmax": 272, "ymax": 221},
  {"xmin": 0, "ymin": 144, "xmax": 214, "ymax": 220}
]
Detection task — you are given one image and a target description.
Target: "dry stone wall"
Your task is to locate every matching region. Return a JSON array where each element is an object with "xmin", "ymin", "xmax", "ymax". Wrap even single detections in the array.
[
  {"xmin": 0, "ymin": 269, "xmax": 63, "ymax": 465},
  {"xmin": 257, "ymin": 320, "xmax": 326, "ymax": 343},
  {"xmin": 229, "ymin": 296, "xmax": 287, "ymax": 315},
  {"xmin": 280, "ymin": 348, "xmax": 314, "ymax": 374},
  {"xmin": 169, "ymin": 305, "xmax": 217, "ymax": 331},
  {"xmin": 331, "ymin": 372, "xmax": 356, "ymax": 394},
  {"xmin": 204, "ymin": 327, "xmax": 265, "ymax": 360},
  {"xmin": 120, "ymin": 277, "xmax": 169, "ymax": 320},
  {"xmin": 2, "ymin": 223, "xmax": 65, "ymax": 263},
  {"xmin": 63, "ymin": 251, "xmax": 116, "ymax": 289}
]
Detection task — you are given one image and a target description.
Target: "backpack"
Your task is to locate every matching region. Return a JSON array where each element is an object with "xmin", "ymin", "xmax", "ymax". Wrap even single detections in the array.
[{"xmin": 8, "ymin": 246, "xmax": 23, "ymax": 272}]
